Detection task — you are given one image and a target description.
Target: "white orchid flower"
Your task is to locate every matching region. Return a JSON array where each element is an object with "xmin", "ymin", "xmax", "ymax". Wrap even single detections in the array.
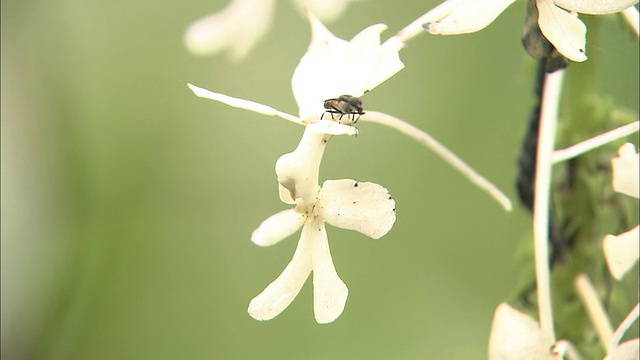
[
  {"xmin": 184, "ymin": 0, "xmax": 365, "ymax": 60},
  {"xmin": 419, "ymin": 0, "xmax": 639, "ymax": 62},
  {"xmin": 603, "ymin": 142, "xmax": 639, "ymax": 280},
  {"xmin": 249, "ymin": 123, "xmax": 396, "ymax": 323}
]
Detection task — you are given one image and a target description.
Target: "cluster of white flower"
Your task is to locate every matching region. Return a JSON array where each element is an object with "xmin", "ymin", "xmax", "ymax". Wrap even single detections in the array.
[{"xmin": 185, "ymin": 0, "xmax": 639, "ymax": 357}]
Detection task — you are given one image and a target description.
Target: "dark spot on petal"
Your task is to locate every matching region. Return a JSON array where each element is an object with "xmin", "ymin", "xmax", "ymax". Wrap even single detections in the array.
[
  {"xmin": 353, "ymin": 182, "xmax": 358, "ymax": 187},
  {"xmin": 579, "ymin": 48, "xmax": 584, "ymax": 53},
  {"xmin": 352, "ymin": 201, "xmax": 356, "ymax": 204}
]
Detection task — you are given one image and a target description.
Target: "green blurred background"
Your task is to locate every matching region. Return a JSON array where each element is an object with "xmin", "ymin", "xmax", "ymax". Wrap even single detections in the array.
[{"xmin": 2, "ymin": 1, "xmax": 637, "ymax": 359}]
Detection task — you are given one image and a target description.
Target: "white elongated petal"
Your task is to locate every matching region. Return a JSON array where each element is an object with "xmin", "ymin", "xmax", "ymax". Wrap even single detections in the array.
[
  {"xmin": 297, "ymin": 0, "xmax": 365, "ymax": 22},
  {"xmin": 319, "ymin": 179, "xmax": 396, "ymax": 239},
  {"xmin": 248, "ymin": 229, "xmax": 313, "ymax": 321},
  {"xmin": 275, "ymin": 124, "xmax": 331, "ymax": 203},
  {"xmin": 292, "ymin": 13, "xmax": 404, "ymax": 121},
  {"xmin": 489, "ymin": 303, "xmax": 558, "ymax": 360},
  {"xmin": 603, "ymin": 226, "xmax": 640, "ymax": 280},
  {"xmin": 187, "ymin": 83, "xmax": 303, "ymax": 125},
  {"xmin": 184, "ymin": 0, "xmax": 276, "ymax": 60},
  {"xmin": 309, "ymin": 219, "xmax": 348, "ymax": 323},
  {"xmin": 554, "ymin": 0, "xmax": 639, "ymax": 15},
  {"xmin": 605, "ymin": 339, "xmax": 640, "ymax": 360},
  {"xmin": 612, "ymin": 143, "xmax": 639, "ymax": 199},
  {"xmin": 251, "ymin": 209, "xmax": 306, "ymax": 246},
  {"xmin": 537, "ymin": 0, "xmax": 588, "ymax": 62},
  {"xmin": 423, "ymin": 0, "xmax": 517, "ymax": 35}
]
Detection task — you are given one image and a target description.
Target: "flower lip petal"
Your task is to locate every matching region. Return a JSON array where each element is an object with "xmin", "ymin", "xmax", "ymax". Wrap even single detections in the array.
[
  {"xmin": 612, "ymin": 143, "xmax": 639, "ymax": 199},
  {"xmin": 488, "ymin": 303, "xmax": 557, "ymax": 359},
  {"xmin": 248, "ymin": 232, "xmax": 313, "ymax": 321},
  {"xmin": 319, "ymin": 179, "xmax": 396, "ymax": 239},
  {"xmin": 292, "ymin": 12, "xmax": 404, "ymax": 121},
  {"xmin": 309, "ymin": 220, "xmax": 348, "ymax": 324},
  {"xmin": 554, "ymin": 0, "xmax": 639, "ymax": 15},
  {"xmin": 251, "ymin": 209, "xmax": 306, "ymax": 246},
  {"xmin": 423, "ymin": 0, "xmax": 517, "ymax": 35},
  {"xmin": 537, "ymin": 0, "xmax": 588, "ymax": 62},
  {"xmin": 603, "ymin": 226, "xmax": 640, "ymax": 280},
  {"xmin": 184, "ymin": 0, "xmax": 276, "ymax": 59}
]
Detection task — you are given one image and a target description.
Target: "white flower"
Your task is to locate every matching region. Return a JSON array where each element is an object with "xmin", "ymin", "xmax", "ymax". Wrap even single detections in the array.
[
  {"xmin": 420, "ymin": 0, "xmax": 639, "ymax": 62},
  {"xmin": 184, "ymin": 0, "xmax": 366, "ymax": 60},
  {"xmin": 248, "ymin": 123, "xmax": 396, "ymax": 323},
  {"xmin": 488, "ymin": 303, "xmax": 560, "ymax": 360},
  {"xmin": 603, "ymin": 143, "xmax": 639, "ymax": 280},
  {"xmin": 188, "ymin": 10, "xmax": 403, "ymax": 124}
]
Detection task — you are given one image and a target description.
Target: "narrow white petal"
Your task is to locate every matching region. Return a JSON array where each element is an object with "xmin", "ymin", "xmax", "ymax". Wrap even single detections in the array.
[
  {"xmin": 292, "ymin": 13, "xmax": 403, "ymax": 121},
  {"xmin": 251, "ymin": 209, "xmax": 305, "ymax": 246},
  {"xmin": 248, "ymin": 229, "xmax": 313, "ymax": 321},
  {"xmin": 612, "ymin": 143, "xmax": 639, "ymax": 199},
  {"xmin": 554, "ymin": 0, "xmax": 639, "ymax": 15},
  {"xmin": 309, "ymin": 220, "xmax": 348, "ymax": 324},
  {"xmin": 605, "ymin": 339, "xmax": 640, "ymax": 360},
  {"xmin": 424, "ymin": 0, "xmax": 517, "ymax": 35},
  {"xmin": 537, "ymin": 0, "xmax": 588, "ymax": 62},
  {"xmin": 184, "ymin": 0, "xmax": 276, "ymax": 59},
  {"xmin": 488, "ymin": 303, "xmax": 558, "ymax": 360},
  {"xmin": 187, "ymin": 83, "xmax": 303, "ymax": 125},
  {"xmin": 319, "ymin": 179, "xmax": 396, "ymax": 239},
  {"xmin": 296, "ymin": 0, "xmax": 364, "ymax": 22},
  {"xmin": 603, "ymin": 226, "xmax": 640, "ymax": 280}
]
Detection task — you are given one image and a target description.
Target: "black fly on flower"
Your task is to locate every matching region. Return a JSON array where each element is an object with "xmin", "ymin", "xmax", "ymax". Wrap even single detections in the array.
[{"xmin": 321, "ymin": 95, "xmax": 365, "ymax": 124}]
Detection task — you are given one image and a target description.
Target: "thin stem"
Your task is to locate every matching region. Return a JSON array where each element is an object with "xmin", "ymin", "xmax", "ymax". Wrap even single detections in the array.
[
  {"xmin": 574, "ymin": 273, "xmax": 614, "ymax": 349},
  {"xmin": 609, "ymin": 303, "xmax": 640, "ymax": 354},
  {"xmin": 361, "ymin": 111, "xmax": 513, "ymax": 211},
  {"xmin": 552, "ymin": 121, "xmax": 640, "ymax": 163},
  {"xmin": 187, "ymin": 83, "xmax": 304, "ymax": 125},
  {"xmin": 622, "ymin": 6, "xmax": 640, "ymax": 37},
  {"xmin": 533, "ymin": 69, "xmax": 565, "ymax": 342}
]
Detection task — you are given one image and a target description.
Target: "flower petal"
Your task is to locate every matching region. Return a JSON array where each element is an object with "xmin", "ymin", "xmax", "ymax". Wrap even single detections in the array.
[
  {"xmin": 319, "ymin": 179, "xmax": 396, "ymax": 239},
  {"xmin": 612, "ymin": 143, "xmax": 639, "ymax": 199},
  {"xmin": 603, "ymin": 226, "xmax": 639, "ymax": 280},
  {"xmin": 184, "ymin": 0, "xmax": 276, "ymax": 60},
  {"xmin": 275, "ymin": 124, "xmax": 331, "ymax": 204},
  {"xmin": 292, "ymin": 13, "xmax": 404, "ymax": 121},
  {"xmin": 187, "ymin": 83, "xmax": 303, "ymax": 125},
  {"xmin": 488, "ymin": 303, "xmax": 558, "ymax": 360},
  {"xmin": 423, "ymin": 0, "xmax": 517, "ymax": 35},
  {"xmin": 248, "ymin": 228, "xmax": 313, "ymax": 321},
  {"xmin": 251, "ymin": 209, "xmax": 306, "ymax": 246},
  {"xmin": 605, "ymin": 339, "xmax": 640, "ymax": 360},
  {"xmin": 297, "ymin": 0, "xmax": 365, "ymax": 22},
  {"xmin": 537, "ymin": 0, "xmax": 588, "ymax": 62},
  {"xmin": 309, "ymin": 219, "xmax": 348, "ymax": 324},
  {"xmin": 554, "ymin": 0, "xmax": 639, "ymax": 15}
]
